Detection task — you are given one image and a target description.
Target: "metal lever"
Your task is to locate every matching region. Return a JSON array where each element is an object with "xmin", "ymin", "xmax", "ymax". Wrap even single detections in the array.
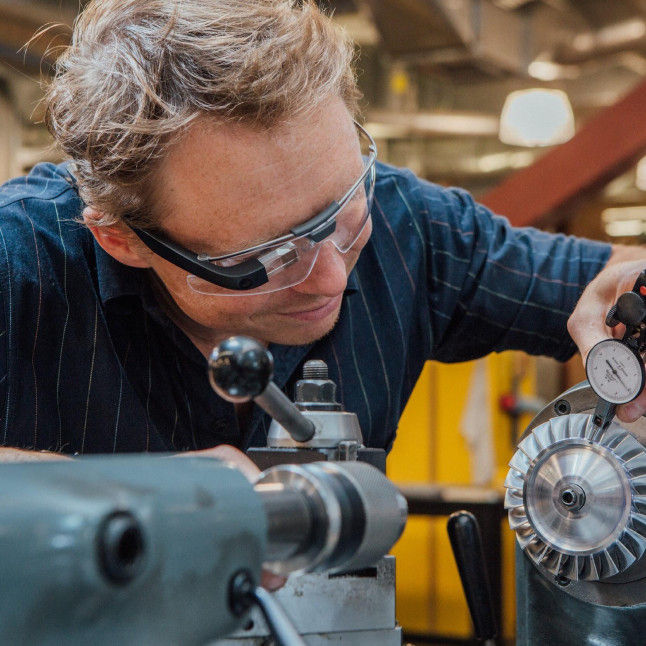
[
  {"xmin": 208, "ymin": 336, "xmax": 315, "ymax": 443},
  {"xmin": 229, "ymin": 570, "xmax": 307, "ymax": 646},
  {"xmin": 447, "ymin": 511, "xmax": 497, "ymax": 646}
]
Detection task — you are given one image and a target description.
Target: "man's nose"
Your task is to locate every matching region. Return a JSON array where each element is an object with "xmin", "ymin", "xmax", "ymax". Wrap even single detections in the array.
[{"xmin": 292, "ymin": 242, "xmax": 348, "ymax": 296}]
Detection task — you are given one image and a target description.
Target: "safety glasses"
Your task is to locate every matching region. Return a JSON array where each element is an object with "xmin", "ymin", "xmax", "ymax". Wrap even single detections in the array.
[{"xmin": 131, "ymin": 122, "xmax": 377, "ymax": 296}]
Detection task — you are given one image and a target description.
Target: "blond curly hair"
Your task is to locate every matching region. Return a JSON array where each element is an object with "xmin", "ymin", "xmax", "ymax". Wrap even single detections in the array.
[{"xmin": 45, "ymin": 0, "xmax": 361, "ymax": 227}]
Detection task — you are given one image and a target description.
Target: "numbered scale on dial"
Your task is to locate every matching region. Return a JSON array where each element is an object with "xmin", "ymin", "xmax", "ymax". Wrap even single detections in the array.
[{"xmin": 585, "ymin": 338, "xmax": 646, "ymax": 405}]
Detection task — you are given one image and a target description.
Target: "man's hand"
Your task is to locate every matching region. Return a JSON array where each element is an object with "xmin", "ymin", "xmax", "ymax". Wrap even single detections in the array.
[
  {"xmin": 180, "ymin": 444, "xmax": 262, "ymax": 480},
  {"xmin": 568, "ymin": 247, "xmax": 646, "ymax": 423},
  {"xmin": 0, "ymin": 448, "xmax": 71, "ymax": 462},
  {"xmin": 176, "ymin": 444, "xmax": 286, "ymax": 590}
]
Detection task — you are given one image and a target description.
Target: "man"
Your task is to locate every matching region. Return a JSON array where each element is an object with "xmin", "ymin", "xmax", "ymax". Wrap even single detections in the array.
[{"xmin": 0, "ymin": 0, "xmax": 643, "ymax": 470}]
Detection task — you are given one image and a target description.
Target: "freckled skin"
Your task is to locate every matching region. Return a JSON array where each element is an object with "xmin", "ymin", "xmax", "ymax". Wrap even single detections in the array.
[{"xmin": 137, "ymin": 96, "xmax": 371, "ymax": 349}]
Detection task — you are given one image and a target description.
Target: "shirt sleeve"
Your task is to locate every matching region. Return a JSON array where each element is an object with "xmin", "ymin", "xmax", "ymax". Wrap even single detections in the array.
[{"xmin": 422, "ymin": 182, "xmax": 613, "ymax": 363}]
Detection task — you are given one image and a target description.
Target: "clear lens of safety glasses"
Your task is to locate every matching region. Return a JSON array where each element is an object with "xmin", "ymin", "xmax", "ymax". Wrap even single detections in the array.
[{"xmin": 186, "ymin": 159, "xmax": 376, "ymax": 297}]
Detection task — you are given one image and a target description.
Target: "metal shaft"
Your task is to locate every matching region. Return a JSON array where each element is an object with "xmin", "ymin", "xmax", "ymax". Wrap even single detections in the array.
[
  {"xmin": 254, "ymin": 484, "xmax": 313, "ymax": 562},
  {"xmin": 255, "ymin": 461, "xmax": 407, "ymax": 577},
  {"xmin": 256, "ymin": 382, "xmax": 315, "ymax": 442}
]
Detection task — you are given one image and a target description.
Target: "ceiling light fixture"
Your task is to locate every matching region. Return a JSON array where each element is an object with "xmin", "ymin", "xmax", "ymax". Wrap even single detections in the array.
[
  {"xmin": 602, "ymin": 206, "xmax": 646, "ymax": 238},
  {"xmin": 499, "ymin": 89, "xmax": 575, "ymax": 147},
  {"xmin": 635, "ymin": 156, "xmax": 646, "ymax": 192}
]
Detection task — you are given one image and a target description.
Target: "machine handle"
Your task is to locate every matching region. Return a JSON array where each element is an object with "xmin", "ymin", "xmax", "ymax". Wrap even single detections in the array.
[
  {"xmin": 256, "ymin": 382, "xmax": 316, "ymax": 443},
  {"xmin": 252, "ymin": 585, "xmax": 307, "ymax": 646},
  {"xmin": 229, "ymin": 570, "xmax": 307, "ymax": 646},
  {"xmin": 209, "ymin": 336, "xmax": 315, "ymax": 442},
  {"xmin": 447, "ymin": 511, "xmax": 497, "ymax": 645}
]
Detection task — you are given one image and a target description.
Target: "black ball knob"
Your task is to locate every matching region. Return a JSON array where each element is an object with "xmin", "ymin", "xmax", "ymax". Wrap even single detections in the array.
[
  {"xmin": 615, "ymin": 291, "xmax": 646, "ymax": 328},
  {"xmin": 208, "ymin": 336, "xmax": 273, "ymax": 403}
]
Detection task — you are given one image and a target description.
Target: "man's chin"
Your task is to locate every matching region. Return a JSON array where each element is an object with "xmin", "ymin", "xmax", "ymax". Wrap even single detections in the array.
[{"xmin": 263, "ymin": 312, "xmax": 340, "ymax": 346}]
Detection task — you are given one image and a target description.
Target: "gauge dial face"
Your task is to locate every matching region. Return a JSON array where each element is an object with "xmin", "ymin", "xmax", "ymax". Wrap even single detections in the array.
[{"xmin": 586, "ymin": 339, "xmax": 645, "ymax": 404}]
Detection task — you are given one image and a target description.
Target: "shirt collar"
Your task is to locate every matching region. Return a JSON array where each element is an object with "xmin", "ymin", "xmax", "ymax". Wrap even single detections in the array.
[
  {"xmin": 344, "ymin": 268, "xmax": 359, "ymax": 296},
  {"xmin": 95, "ymin": 240, "xmax": 145, "ymax": 304}
]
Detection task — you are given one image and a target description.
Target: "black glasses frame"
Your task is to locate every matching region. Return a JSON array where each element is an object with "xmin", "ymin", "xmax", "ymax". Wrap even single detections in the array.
[{"xmin": 131, "ymin": 122, "xmax": 377, "ymax": 292}]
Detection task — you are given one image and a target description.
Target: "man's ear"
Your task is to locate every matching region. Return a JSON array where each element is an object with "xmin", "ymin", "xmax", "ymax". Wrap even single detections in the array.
[{"xmin": 83, "ymin": 207, "xmax": 151, "ymax": 269}]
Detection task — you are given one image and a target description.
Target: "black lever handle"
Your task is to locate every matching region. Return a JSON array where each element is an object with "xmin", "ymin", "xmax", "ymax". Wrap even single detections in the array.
[
  {"xmin": 229, "ymin": 570, "xmax": 307, "ymax": 646},
  {"xmin": 615, "ymin": 291, "xmax": 646, "ymax": 329},
  {"xmin": 447, "ymin": 511, "xmax": 497, "ymax": 644},
  {"xmin": 209, "ymin": 336, "xmax": 315, "ymax": 442}
]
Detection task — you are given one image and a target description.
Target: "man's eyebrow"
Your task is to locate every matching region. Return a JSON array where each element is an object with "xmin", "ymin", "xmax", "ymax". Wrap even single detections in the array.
[{"xmin": 182, "ymin": 169, "xmax": 361, "ymax": 256}]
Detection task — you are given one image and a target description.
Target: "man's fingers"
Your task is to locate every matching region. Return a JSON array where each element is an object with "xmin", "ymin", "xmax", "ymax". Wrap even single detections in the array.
[
  {"xmin": 617, "ymin": 390, "xmax": 646, "ymax": 423},
  {"xmin": 176, "ymin": 444, "xmax": 261, "ymax": 482},
  {"xmin": 261, "ymin": 569, "xmax": 288, "ymax": 591}
]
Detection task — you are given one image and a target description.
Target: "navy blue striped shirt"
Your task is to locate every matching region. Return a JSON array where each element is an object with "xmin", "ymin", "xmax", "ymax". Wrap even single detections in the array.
[{"xmin": 0, "ymin": 162, "xmax": 611, "ymax": 454}]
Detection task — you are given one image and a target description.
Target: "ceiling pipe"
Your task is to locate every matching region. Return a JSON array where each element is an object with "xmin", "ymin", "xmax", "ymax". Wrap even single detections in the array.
[{"xmin": 365, "ymin": 0, "xmax": 646, "ymax": 79}]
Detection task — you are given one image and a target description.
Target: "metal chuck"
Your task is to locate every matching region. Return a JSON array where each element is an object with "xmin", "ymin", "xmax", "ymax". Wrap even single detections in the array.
[
  {"xmin": 505, "ymin": 413, "xmax": 646, "ymax": 582},
  {"xmin": 255, "ymin": 461, "xmax": 407, "ymax": 576}
]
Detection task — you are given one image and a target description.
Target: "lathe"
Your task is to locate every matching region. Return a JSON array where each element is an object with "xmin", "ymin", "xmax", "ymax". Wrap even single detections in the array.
[
  {"xmin": 0, "ymin": 335, "xmax": 414, "ymax": 646},
  {"xmin": 0, "ymin": 454, "xmax": 408, "ymax": 646},
  {"xmin": 0, "ymin": 333, "xmax": 506, "ymax": 645}
]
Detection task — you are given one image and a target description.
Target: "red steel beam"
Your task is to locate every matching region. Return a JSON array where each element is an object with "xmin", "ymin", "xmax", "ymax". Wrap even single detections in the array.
[{"xmin": 480, "ymin": 79, "xmax": 646, "ymax": 227}]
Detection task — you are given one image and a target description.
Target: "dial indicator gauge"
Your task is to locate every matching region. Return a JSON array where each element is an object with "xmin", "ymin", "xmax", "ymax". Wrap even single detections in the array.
[{"xmin": 586, "ymin": 338, "xmax": 645, "ymax": 404}]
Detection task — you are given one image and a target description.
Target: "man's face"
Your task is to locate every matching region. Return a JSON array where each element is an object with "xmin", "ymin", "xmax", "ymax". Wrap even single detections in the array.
[{"xmin": 144, "ymin": 97, "xmax": 371, "ymax": 345}]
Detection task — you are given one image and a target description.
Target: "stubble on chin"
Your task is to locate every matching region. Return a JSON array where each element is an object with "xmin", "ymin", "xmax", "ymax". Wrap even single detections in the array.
[{"xmin": 261, "ymin": 308, "xmax": 342, "ymax": 347}]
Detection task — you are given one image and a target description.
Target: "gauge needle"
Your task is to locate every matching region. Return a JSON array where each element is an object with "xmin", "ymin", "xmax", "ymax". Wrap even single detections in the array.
[{"xmin": 606, "ymin": 359, "xmax": 628, "ymax": 389}]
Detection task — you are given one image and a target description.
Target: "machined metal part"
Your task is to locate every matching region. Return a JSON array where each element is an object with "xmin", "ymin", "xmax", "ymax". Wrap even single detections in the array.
[
  {"xmin": 505, "ymin": 412, "xmax": 646, "ymax": 581},
  {"xmin": 268, "ymin": 409, "xmax": 363, "ymax": 448},
  {"xmin": 507, "ymin": 383, "xmax": 646, "ymax": 606},
  {"xmin": 295, "ymin": 360, "xmax": 343, "ymax": 412},
  {"xmin": 0, "ymin": 457, "xmax": 266, "ymax": 646},
  {"xmin": 221, "ymin": 556, "xmax": 400, "ymax": 646},
  {"xmin": 268, "ymin": 359, "xmax": 364, "ymax": 449},
  {"xmin": 256, "ymin": 382, "xmax": 316, "ymax": 443},
  {"xmin": 255, "ymin": 462, "xmax": 407, "ymax": 576}
]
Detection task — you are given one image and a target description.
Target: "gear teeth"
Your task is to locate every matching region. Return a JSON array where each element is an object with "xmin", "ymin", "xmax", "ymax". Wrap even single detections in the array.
[
  {"xmin": 630, "ymin": 512, "xmax": 646, "ymax": 533},
  {"xmin": 554, "ymin": 551, "xmax": 567, "ymax": 576},
  {"xmin": 509, "ymin": 451, "xmax": 530, "ymax": 475},
  {"xmin": 623, "ymin": 452, "xmax": 646, "ymax": 474},
  {"xmin": 515, "ymin": 526, "xmax": 535, "ymax": 549},
  {"xmin": 504, "ymin": 469, "xmax": 524, "ymax": 491},
  {"xmin": 599, "ymin": 433, "xmax": 626, "ymax": 452},
  {"xmin": 561, "ymin": 555, "xmax": 580, "ymax": 581},
  {"xmin": 586, "ymin": 555, "xmax": 600, "ymax": 581},
  {"xmin": 631, "ymin": 476, "xmax": 646, "ymax": 493},
  {"xmin": 535, "ymin": 544, "xmax": 552, "ymax": 564},
  {"xmin": 509, "ymin": 516, "xmax": 531, "ymax": 532},
  {"xmin": 518, "ymin": 433, "xmax": 542, "ymax": 461},
  {"xmin": 571, "ymin": 415, "xmax": 587, "ymax": 440},
  {"xmin": 611, "ymin": 434, "xmax": 641, "ymax": 459},
  {"xmin": 549, "ymin": 417, "xmax": 568, "ymax": 443},
  {"xmin": 504, "ymin": 488, "xmax": 524, "ymax": 510},
  {"xmin": 533, "ymin": 424, "xmax": 552, "ymax": 450},
  {"xmin": 625, "ymin": 526, "xmax": 646, "ymax": 555},
  {"xmin": 507, "ymin": 507, "xmax": 529, "ymax": 531},
  {"xmin": 506, "ymin": 412, "xmax": 646, "ymax": 583},
  {"xmin": 615, "ymin": 538, "xmax": 638, "ymax": 571},
  {"xmin": 599, "ymin": 549, "xmax": 620, "ymax": 578}
]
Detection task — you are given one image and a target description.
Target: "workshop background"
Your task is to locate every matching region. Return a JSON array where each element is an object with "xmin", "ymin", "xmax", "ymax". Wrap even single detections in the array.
[{"xmin": 1, "ymin": 0, "xmax": 646, "ymax": 644}]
